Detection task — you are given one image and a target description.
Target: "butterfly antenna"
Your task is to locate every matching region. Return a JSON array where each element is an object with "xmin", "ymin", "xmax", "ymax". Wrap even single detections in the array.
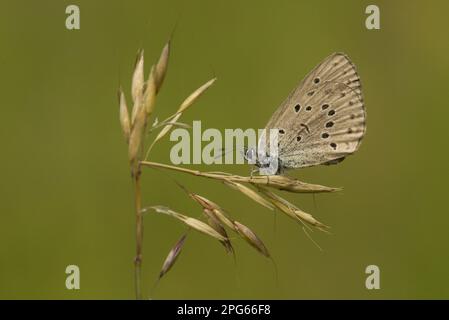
[{"xmin": 214, "ymin": 147, "xmax": 234, "ymax": 160}]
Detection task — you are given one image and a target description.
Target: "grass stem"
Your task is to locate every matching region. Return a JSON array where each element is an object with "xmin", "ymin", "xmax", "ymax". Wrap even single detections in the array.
[{"xmin": 134, "ymin": 171, "xmax": 143, "ymax": 300}]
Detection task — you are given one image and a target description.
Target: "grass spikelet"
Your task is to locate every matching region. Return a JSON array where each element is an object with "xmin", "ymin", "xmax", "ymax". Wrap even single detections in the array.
[
  {"xmin": 247, "ymin": 175, "xmax": 340, "ymax": 193},
  {"xmin": 258, "ymin": 187, "xmax": 329, "ymax": 230},
  {"xmin": 140, "ymin": 161, "xmax": 340, "ymax": 193},
  {"xmin": 118, "ymin": 87, "xmax": 130, "ymax": 143},
  {"xmin": 148, "ymin": 78, "xmax": 216, "ymax": 152},
  {"xmin": 128, "ymin": 102, "xmax": 146, "ymax": 177},
  {"xmin": 223, "ymin": 181, "xmax": 274, "ymax": 210},
  {"xmin": 203, "ymin": 209, "xmax": 234, "ymax": 254},
  {"xmin": 143, "ymin": 66, "xmax": 157, "ymax": 116},
  {"xmin": 234, "ymin": 221, "xmax": 270, "ymax": 258},
  {"xmin": 148, "ymin": 206, "xmax": 226, "ymax": 241},
  {"xmin": 155, "ymin": 41, "xmax": 170, "ymax": 92},
  {"xmin": 132, "ymin": 49, "xmax": 145, "ymax": 103},
  {"xmin": 178, "ymin": 78, "xmax": 216, "ymax": 113},
  {"xmin": 190, "ymin": 194, "xmax": 236, "ymax": 231},
  {"xmin": 158, "ymin": 233, "xmax": 187, "ymax": 280}
]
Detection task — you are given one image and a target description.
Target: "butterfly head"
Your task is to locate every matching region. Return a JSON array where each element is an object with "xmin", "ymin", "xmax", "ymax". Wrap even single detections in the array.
[{"xmin": 244, "ymin": 146, "xmax": 282, "ymax": 175}]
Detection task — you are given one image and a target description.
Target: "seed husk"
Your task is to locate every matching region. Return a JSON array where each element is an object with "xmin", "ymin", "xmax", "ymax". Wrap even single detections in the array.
[
  {"xmin": 131, "ymin": 49, "xmax": 144, "ymax": 104},
  {"xmin": 190, "ymin": 194, "xmax": 235, "ymax": 231},
  {"xmin": 150, "ymin": 78, "xmax": 217, "ymax": 149},
  {"xmin": 144, "ymin": 66, "xmax": 157, "ymax": 116},
  {"xmin": 258, "ymin": 187, "xmax": 329, "ymax": 230},
  {"xmin": 234, "ymin": 221, "xmax": 270, "ymax": 258},
  {"xmin": 118, "ymin": 87, "xmax": 130, "ymax": 143},
  {"xmin": 149, "ymin": 206, "xmax": 226, "ymax": 241},
  {"xmin": 128, "ymin": 100, "xmax": 146, "ymax": 177},
  {"xmin": 203, "ymin": 209, "xmax": 233, "ymax": 254},
  {"xmin": 158, "ymin": 233, "xmax": 187, "ymax": 279},
  {"xmin": 223, "ymin": 181, "xmax": 274, "ymax": 210},
  {"xmin": 155, "ymin": 41, "xmax": 170, "ymax": 92},
  {"xmin": 178, "ymin": 78, "xmax": 216, "ymax": 113}
]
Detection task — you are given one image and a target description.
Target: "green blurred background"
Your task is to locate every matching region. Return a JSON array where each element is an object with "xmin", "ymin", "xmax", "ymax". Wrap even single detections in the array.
[{"xmin": 0, "ymin": 0, "xmax": 448, "ymax": 299}]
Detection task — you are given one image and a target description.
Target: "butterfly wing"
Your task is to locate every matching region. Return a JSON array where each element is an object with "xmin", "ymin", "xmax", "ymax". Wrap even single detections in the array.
[{"xmin": 262, "ymin": 52, "xmax": 366, "ymax": 169}]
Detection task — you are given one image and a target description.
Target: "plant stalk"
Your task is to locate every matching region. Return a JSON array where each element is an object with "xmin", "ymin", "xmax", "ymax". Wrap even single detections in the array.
[
  {"xmin": 139, "ymin": 161, "xmax": 339, "ymax": 193},
  {"xmin": 134, "ymin": 170, "xmax": 143, "ymax": 300}
]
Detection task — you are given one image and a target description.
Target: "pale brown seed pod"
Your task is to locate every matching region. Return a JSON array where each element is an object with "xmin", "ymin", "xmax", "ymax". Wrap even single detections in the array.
[
  {"xmin": 130, "ymin": 51, "xmax": 145, "ymax": 125},
  {"xmin": 158, "ymin": 234, "xmax": 187, "ymax": 280},
  {"xmin": 203, "ymin": 209, "xmax": 233, "ymax": 254},
  {"xmin": 178, "ymin": 78, "xmax": 216, "ymax": 113},
  {"xmin": 149, "ymin": 206, "xmax": 226, "ymax": 241},
  {"xmin": 118, "ymin": 88, "xmax": 130, "ymax": 143},
  {"xmin": 131, "ymin": 49, "xmax": 144, "ymax": 103},
  {"xmin": 257, "ymin": 187, "xmax": 329, "ymax": 230},
  {"xmin": 223, "ymin": 181, "xmax": 274, "ymax": 210},
  {"xmin": 150, "ymin": 78, "xmax": 217, "ymax": 149},
  {"xmin": 189, "ymin": 194, "xmax": 235, "ymax": 231},
  {"xmin": 234, "ymin": 221, "xmax": 270, "ymax": 258},
  {"xmin": 143, "ymin": 66, "xmax": 157, "ymax": 116},
  {"xmin": 247, "ymin": 174, "xmax": 340, "ymax": 193},
  {"xmin": 155, "ymin": 41, "xmax": 170, "ymax": 92},
  {"xmin": 128, "ymin": 99, "xmax": 146, "ymax": 176}
]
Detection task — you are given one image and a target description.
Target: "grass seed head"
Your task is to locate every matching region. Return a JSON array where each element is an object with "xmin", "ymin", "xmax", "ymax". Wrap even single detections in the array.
[
  {"xmin": 223, "ymin": 181, "xmax": 274, "ymax": 210},
  {"xmin": 178, "ymin": 78, "xmax": 216, "ymax": 113},
  {"xmin": 191, "ymin": 195, "xmax": 236, "ymax": 231},
  {"xmin": 144, "ymin": 66, "xmax": 157, "ymax": 116},
  {"xmin": 258, "ymin": 187, "xmax": 329, "ymax": 230},
  {"xmin": 248, "ymin": 175, "xmax": 340, "ymax": 193},
  {"xmin": 150, "ymin": 206, "xmax": 226, "ymax": 241},
  {"xmin": 128, "ymin": 102, "xmax": 146, "ymax": 177},
  {"xmin": 131, "ymin": 49, "xmax": 145, "ymax": 103},
  {"xmin": 203, "ymin": 209, "xmax": 233, "ymax": 254},
  {"xmin": 155, "ymin": 41, "xmax": 170, "ymax": 92},
  {"xmin": 150, "ymin": 78, "xmax": 217, "ymax": 150},
  {"xmin": 159, "ymin": 233, "xmax": 187, "ymax": 279},
  {"xmin": 118, "ymin": 87, "xmax": 130, "ymax": 143},
  {"xmin": 234, "ymin": 221, "xmax": 270, "ymax": 258}
]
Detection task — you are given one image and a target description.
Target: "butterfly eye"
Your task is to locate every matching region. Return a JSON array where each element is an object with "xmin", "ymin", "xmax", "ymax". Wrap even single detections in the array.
[
  {"xmin": 278, "ymin": 129, "xmax": 285, "ymax": 134},
  {"xmin": 328, "ymin": 110, "xmax": 335, "ymax": 116},
  {"xmin": 330, "ymin": 143, "xmax": 337, "ymax": 150},
  {"xmin": 305, "ymin": 106, "xmax": 312, "ymax": 111},
  {"xmin": 321, "ymin": 104, "xmax": 329, "ymax": 110},
  {"xmin": 294, "ymin": 104, "xmax": 301, "ymax": 112},
  {"xmin": 313, "ymin": 78, "xmax": 320, "ymax": 84},
  {"xmin": 296, "ymin": 136, "xmax": 302, "ymax": 142},
  {"xmin": 321, "ymin": 133, "xmax": 329, "ymax": 139},
  {"xmin": 325, "ymin": 121, "xmax": 334, "ymax": 128},
  {"xmin": 245, "ymin": 148, "xmax": 256, "ymax": 161}
]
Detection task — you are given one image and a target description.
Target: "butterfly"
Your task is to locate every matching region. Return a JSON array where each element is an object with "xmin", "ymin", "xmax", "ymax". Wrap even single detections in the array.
[{"xmin": 246, "ymin": 53, "xmax": 366, "ymax": 175}]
